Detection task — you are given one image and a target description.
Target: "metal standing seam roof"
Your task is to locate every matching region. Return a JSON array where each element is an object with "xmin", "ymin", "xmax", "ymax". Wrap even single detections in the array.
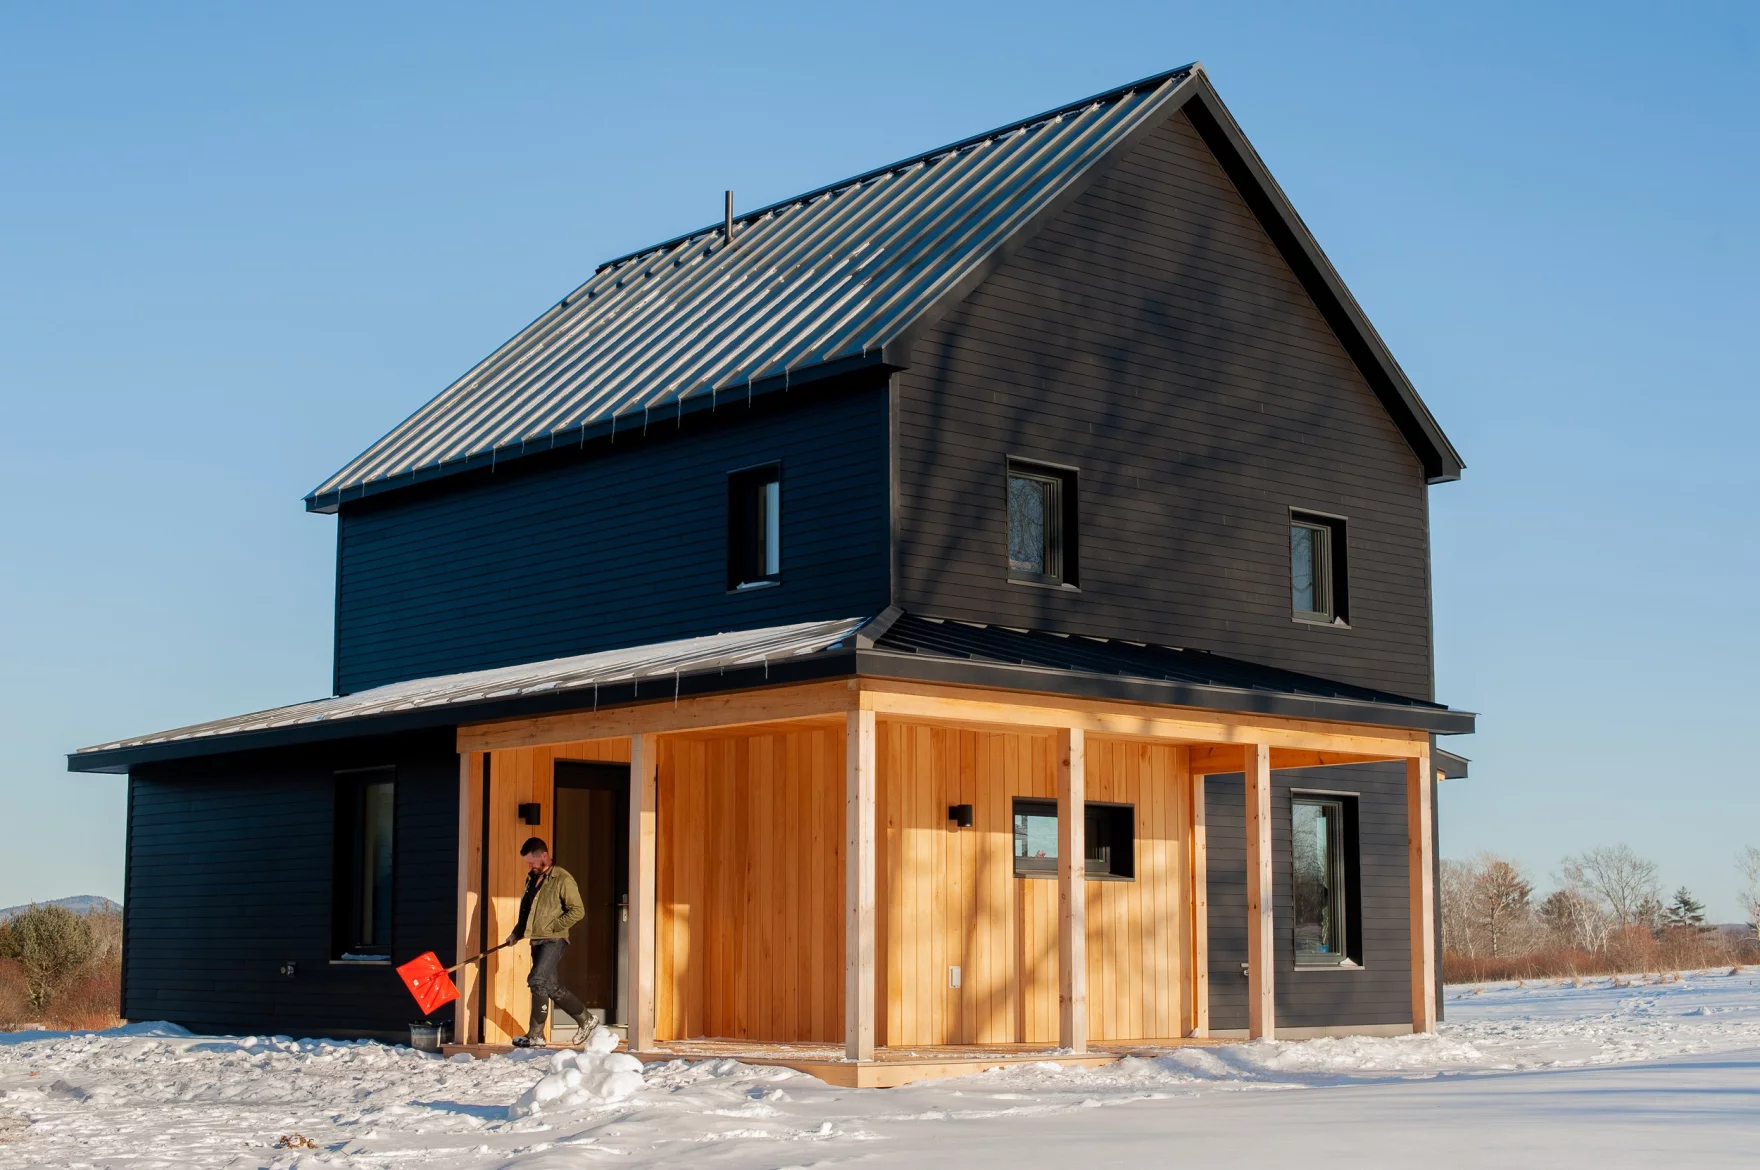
[
  {"xmin": 306, "ymin": 65, "xmax": 1201, "ymax": 511},
  {"xmin": 74, "ymin": 617, "xmax": 869, "ymax": 758}
]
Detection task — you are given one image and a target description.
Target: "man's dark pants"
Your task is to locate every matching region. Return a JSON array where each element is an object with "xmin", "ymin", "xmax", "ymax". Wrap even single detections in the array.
[{"xmin": 525, "ymin": 938, "xmax": 588, "ymax": 1039}]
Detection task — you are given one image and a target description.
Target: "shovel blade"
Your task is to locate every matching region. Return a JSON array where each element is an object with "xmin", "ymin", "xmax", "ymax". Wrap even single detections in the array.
[{"xmin": 397, "ymin": 952, "xmax": 460, "ymax": 1016}]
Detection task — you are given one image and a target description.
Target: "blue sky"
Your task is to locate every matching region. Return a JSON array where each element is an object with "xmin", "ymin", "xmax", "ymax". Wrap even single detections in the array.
[{"xmin": 2, "ymin": 2, "xmax": 1755, "ymax": 916}]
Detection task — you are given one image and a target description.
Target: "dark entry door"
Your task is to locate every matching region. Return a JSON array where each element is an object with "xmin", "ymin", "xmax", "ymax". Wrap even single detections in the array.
[{"xmin": 551, "ymin": 761, "xmax": 629, "ymax": 1027}]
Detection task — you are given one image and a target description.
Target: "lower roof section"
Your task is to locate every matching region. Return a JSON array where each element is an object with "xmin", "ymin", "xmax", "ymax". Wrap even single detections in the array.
[{"xmin": 70, "ymin": 610, "xmax": 1474, "ymax": 774}]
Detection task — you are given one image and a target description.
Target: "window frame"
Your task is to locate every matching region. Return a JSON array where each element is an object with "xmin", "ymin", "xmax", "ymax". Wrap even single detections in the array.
[
  {"xmin": 1005, "ymin": 458, "xmax": 1079, "ymax": 588},
  {"xmin": 727, "ymin": 462, "xmax": 782, "ymax": 591},
  {"xmin": 1289, "ymin": 509, "xmax": 1349, "ymax": 627},
  {"xmin": 1010, "ymin": 797, "xmax": 1135, "ymax": 881},
  {"xmin": 333, "ymin": 766, "xmax": 396, "ymax": 962},
  {"xmin": 1289, "ymin": 791, "xmax": 1363, "ymax": 969}
]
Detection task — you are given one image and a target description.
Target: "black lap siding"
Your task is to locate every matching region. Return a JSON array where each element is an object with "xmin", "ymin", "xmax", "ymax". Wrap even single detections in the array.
[
  {"xmin": 896, "ymin": 108, "xmax": 1434, "ymax": 701},
  {"xmin": 1205, "ymin": 762, "xmax": 1413, "ymax": 1032},
  {"xmin": 122, "ymin": 731, "xmax": 457, "ymax": 1040},
  {"xmin": 334, "ymin": 378, "xmax": 891, "ymax": 694}
]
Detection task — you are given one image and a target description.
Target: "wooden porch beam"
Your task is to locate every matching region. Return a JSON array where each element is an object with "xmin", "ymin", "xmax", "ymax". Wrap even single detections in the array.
[
  {"xmin": 1056, "ymin": 727, "xmax": 1087, "ymax": 1053},
  {"xmin": 1190, "ymin": 760, "xmax": 1209, "ymax": 1038},
  {"xmin": 453, "ymin": 751, "xmax": 482, "ymax": 1048},
  {"xmin": 845, "ymin": 709, "xmax": 877, "ymax": 1061},
  {"xmin": 1245, "ymin": 742, "xmax": 1275, "ymax": 1040},
  {"xmin": 860, "ymin": 681, "xmax": 1425, "ymax": 757},
  {"xmin": 1407, "ymin": 747, "xmax": 1437, "ymax": 1034},
  {"xmin": 458, "ymin": 681, "xmax": 858, "ymax": 753},
  {"xmin": 628, "ymin": 733, "xmax": 659, "ymax": 1052}
]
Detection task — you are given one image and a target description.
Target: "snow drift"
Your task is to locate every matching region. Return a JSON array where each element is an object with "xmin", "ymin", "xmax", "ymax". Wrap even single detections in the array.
[{"xmin": 507, "ymin": 1026, "xmax": 645, "ymax": 1118}]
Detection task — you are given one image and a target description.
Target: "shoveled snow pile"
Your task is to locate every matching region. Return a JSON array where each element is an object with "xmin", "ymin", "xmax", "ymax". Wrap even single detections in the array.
[
  {"xmin": 1, "ymin": 968, "xmax": 1757, "ymax": 1168},
  {"xmin": 507, "ymin": 1026, "xmax": 645, "ymax": 1117}
]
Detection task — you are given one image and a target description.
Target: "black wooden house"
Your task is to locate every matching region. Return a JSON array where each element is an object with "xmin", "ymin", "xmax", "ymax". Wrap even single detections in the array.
[{"xmin": 73, "ymin": 64, "xmax": 1472, "ymax": 1084}]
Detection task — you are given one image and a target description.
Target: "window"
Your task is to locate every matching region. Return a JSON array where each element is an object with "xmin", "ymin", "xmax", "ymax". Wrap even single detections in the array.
[
  {"xmin": 1290, "ymin": 511, "xmax": 1348, "ymax": 624},
  {"xmin": 1006, "ymin": 460, "xmax": 1077, "ymax": 586},
  {"xmin": 334, "ymin": 768, "xmax": 395, "ymax": 960},
  {"xmin": 1011, "ymin": 798, "xmax": 1135, "ymax": 879},
  {"xmin": 1291, "ymin": 795, "xmax": 1361, "ymax": 966},
  {"xmin": 728, "ymin": 464, "xmax": 781, "ymax": 590}
]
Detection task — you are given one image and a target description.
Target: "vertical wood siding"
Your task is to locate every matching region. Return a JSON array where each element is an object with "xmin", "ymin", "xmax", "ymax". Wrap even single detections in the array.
[
  {"xmin": 875, "ymin": 724, "xmax": 1191, "ymax": 1045},
  {"xmin": 122, "ymin": 732, "xmax": 458, "ymax": 1040},
  {"xmin": 895, "ymin": 108, "xmax": 1434, "ymax": 700},
  {"xmin": 334, "ymin": 380, "xmax": 890, "ymax": 694},
  {"xmin": 1205, "ymin": 762, "xmax": 1413, "ymax": 1031},
  {"xmin": 655, "ymin": 725, "xmax": 845, "ymax": 1042}
]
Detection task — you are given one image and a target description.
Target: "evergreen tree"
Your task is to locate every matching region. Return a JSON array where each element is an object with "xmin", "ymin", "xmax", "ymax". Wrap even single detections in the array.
[{"xmin": 1664, "ymin": 886, "xmax": 1707, "ymax": 930}]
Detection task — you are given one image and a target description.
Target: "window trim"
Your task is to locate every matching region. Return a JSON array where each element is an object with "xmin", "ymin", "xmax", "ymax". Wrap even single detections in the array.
[
  {"xmin": 1005, "ymin": 458, "xmax": 1079, "ymax": 588},
  {"xmin": 727, "ymin": 462, "xmax": 782, "ymax": 592},
  {"xmin": 1289, "ymin": 508, "xmax": 1350, "ymax": 627},
  {"xmin": 1289, "ymin": 790, "xmax": 1363, "ymax": 969},
  {"xmin": 333, "ymin": 766, "xmax": 397, "ymax": 962}
]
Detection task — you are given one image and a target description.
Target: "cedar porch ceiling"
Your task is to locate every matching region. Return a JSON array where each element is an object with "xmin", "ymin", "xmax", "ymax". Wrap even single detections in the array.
[{"xmin": 443, "ymin": 613, "xmax": 1466, "ymax": 1065}]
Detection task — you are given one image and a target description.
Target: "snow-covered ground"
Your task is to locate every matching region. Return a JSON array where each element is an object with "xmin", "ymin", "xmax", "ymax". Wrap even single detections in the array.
[{"xmin": 3, "ymin": 968, "xmax": 1758, "ymax": 1169}]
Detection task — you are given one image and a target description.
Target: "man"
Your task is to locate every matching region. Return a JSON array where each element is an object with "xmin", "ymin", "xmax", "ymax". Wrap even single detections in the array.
[{"xmin": 505, "ymin": 836, "xmax": 589, "ymax": 1047}]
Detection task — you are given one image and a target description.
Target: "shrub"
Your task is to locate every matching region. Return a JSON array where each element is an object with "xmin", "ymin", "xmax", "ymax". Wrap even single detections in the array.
[
  {"xmin": 0, "ymin": 958, "xmax": 32, "ymax": 1030},
  {"xmin": 0, "ymin": 904, "xmax": 96, "ymax": 1010}
]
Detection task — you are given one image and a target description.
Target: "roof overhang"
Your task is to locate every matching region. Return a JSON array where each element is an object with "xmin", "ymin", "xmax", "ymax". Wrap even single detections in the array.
[{"xmin": 71, "ymin": 613, "xmax": 1475, "ymax": 774}]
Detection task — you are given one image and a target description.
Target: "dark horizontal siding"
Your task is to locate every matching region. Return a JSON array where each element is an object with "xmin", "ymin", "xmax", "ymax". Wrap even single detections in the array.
[
  {"xmin": 122, "ymin": 731, "xmax": 458, "ymax": 1040},
  {"xmin": 1206, "ymin": 762, "xmax": 1412, "ymax": 1031},
  {"xmin": 895, "ymin": 108, "xmax": 1433, "ymax": 700},
  {"xmin": 335, "ymin": 378, "xmax": 891, "ymax": 694}
]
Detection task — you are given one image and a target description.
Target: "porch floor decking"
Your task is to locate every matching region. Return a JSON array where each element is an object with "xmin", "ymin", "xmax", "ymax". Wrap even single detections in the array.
[{"xmin": 440, "ymin": 1036, "xmax": 1237, "ymax": 1088}]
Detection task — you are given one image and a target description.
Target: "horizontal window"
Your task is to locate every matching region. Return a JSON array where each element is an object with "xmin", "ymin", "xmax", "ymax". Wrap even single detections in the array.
[{"xmin": 1012, "ymin": 798, "xmax": 1134, "ymax": 879}]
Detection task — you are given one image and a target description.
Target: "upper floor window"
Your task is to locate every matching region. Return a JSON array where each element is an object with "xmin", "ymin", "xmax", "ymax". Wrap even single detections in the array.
[
  {"xmin": 1290, "ymin": 511, "xmax": 1348, "ymax": 625},
  {"xmin": 334, "ymin": 767, "xmax": 395, "ymax": 960},
  {"xmin": 1007, "ymin": 460, "xmax": 1078, "ymax": 587},
  {"xmin": 728, "ymin": 464, "xmax": 781, "ymax": 590}
]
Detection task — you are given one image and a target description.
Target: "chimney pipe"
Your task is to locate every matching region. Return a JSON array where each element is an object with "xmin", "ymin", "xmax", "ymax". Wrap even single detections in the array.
[{"xmin": 724, "ymin": 190, "xmax": 736, "ymax": 248}]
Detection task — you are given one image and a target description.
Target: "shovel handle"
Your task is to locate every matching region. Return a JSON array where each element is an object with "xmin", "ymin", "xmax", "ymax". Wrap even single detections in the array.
[{"xmin": 443, "ymin": 939, "xmax": 518, "ymax": 975}]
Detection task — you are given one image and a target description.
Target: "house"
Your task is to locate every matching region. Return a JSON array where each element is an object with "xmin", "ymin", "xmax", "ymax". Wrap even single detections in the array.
[{"xmin": 71, "ymin": 63, "xmax": 1473, "ymax": 1085}]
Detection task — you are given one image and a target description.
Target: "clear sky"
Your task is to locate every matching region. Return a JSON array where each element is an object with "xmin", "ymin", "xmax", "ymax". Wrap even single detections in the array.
[{"xmin": 2, "ymin": 3, "xmax": 1755, "ymax": 917}]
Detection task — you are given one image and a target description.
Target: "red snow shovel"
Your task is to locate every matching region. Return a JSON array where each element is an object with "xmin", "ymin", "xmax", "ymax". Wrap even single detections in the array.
[{"xmin": 397, "ymin": 941, "xmax": 517, "ymax": 1016}]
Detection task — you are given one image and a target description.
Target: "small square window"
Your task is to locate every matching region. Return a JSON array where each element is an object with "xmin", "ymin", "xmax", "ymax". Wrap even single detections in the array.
[
  {"xmin": 1011, "ymin": 798, "xmax": 1134, "ymax": 879},
  {"xmin": 1290, "ymin": 511, "xmax": 1348, "ymax": 624},
  {"xmin": 334, "ymin": 768, "xmax": 395, "ymax": 960},
  {"xmin": 1007, "ymin": 460, "xmax": 1077, "ymax": 586},
  {"xmin": 728, "ymin": 464, "xmax": 781, "ymax": 590},
  {"xmin": 1292, "ymin": 794, "xmax": 1361, "ymax": 966}
]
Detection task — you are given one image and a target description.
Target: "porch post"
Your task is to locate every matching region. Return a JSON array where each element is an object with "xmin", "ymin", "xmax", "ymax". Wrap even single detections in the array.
[
  {"xmin": 1189, "ymin": 756, "xmax": 1209, "ymax": 1038},
  {"xmin": 454, "ymin": 751, "xmax": 481, "ymax": 1047},
  {"xmin": 845, "ymin": 709, "xmax": 877, "ymax": 1061},
  {"xmin": 1057, "ymin": 726, "xmax": 1087, "ymax": 1053},
  {"xmin": 1245, "ymin": 742, "xmax": 1275, "ymax": 1040},
  {"xmin": 1407, "ymin": 746, "xmax": 1437, "ymax": 1033},
  {"xmin": 628, "ymin": 733, "xmax": 658, "ymax": 1051}
]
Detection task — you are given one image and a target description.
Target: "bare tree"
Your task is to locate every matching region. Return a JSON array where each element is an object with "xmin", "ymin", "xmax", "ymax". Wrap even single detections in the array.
[
  {"xmin": 1440, "ymin": 858, "xmax": 1479, "ymax": 956},
  {"xmin": 1560, "ymin": 844, "xmax": 1661, "ymax": 927},
  {"xmin": 1472, "ymin": 857, "xmax": 1535, "ymax": 957},
  {"xmin": 1538, "ymin": 886, "xmax": 1608, "ymax": 952},
  {"xmin": 1739, "ymin": 846, "xmax": 1760, "ymax": 937}
]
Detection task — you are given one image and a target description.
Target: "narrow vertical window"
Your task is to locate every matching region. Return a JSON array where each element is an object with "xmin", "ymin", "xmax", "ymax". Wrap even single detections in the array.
[
  {"xmin": 728, "ymin": 464, "xmax": 781, "ymax": 590},
  {"xmin": 334, "ymin": 767, "xmax": 395, "ymax": 960},
  {"xmin": 1292, "ymin": 795, "xmax": 1359, "ymax": 966},
  {"xmin": 1006, "ymin": 460, "xmax": 1077, "ymax": 586},
  {"xmin": 1290, "ymin": 511, "xmax": 1347, "ymax": 624}
]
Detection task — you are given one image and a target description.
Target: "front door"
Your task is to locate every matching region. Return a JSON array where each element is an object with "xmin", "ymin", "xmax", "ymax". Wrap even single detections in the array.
[{"xmin": 551, "ymin": 761, "xmax": 629, "ymax": 1029}]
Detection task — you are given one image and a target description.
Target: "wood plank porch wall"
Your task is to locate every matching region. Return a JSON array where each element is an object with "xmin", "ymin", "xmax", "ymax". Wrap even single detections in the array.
[
  {"xmin": 655, "ymin": 726, "xmax": 845, "ymax": 1042},
  {"xmin": 875, "ymin": 725, "xmax": 1193, "ymax": 1045}
]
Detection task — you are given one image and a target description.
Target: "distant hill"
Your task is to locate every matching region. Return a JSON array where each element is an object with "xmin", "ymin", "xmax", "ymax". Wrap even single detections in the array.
[{"xmin": 0, "ymin": 895, "xmax": 121, "ymax": 922}]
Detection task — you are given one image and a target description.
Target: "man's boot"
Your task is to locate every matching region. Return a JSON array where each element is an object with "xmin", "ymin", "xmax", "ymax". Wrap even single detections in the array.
[
  {"xmin": 554, "ymin": 990, "xmax": 589, "ymax": 1047},
  {"xmin": 512, "ymin": 994, "xmax": 549, "ymax": 1048}
]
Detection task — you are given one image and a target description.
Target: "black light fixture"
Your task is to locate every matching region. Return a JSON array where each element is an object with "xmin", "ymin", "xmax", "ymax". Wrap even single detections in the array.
[
  {"xmin": 947, "ymin": 803, "xmax": 974, "ymax": 829},
  {"xmin": 518, "ymin": 802, "xmax": 542, "ymax": 826}
]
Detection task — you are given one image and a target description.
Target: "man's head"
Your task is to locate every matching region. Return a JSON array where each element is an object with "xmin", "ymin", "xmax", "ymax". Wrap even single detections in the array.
[{"xmin": 520, "ymin": 837, "xmax": 552, "ymax": 873}]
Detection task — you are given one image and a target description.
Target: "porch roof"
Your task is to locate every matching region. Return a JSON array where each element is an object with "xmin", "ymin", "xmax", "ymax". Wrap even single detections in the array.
[{"xmin": 69, "ymin": 610, "xmax": 1473, "ymax": 773}]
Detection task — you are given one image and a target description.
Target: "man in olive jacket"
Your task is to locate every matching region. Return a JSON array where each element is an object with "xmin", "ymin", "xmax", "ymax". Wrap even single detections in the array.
[{"xmin": 505, "ymin": 836, "xmax": 589, "ymax": 1047}]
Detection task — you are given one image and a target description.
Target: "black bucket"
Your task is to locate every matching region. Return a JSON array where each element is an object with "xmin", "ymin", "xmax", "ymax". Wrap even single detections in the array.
[{"xmin": 409, "ymin": 1021, "xmax": 447, "ymax": 1052}]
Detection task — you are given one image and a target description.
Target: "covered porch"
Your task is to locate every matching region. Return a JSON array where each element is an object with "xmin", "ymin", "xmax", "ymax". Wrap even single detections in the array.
[{"xmin": 447, "ymin": 672, "xmax": 1442, "ymax": 1083}]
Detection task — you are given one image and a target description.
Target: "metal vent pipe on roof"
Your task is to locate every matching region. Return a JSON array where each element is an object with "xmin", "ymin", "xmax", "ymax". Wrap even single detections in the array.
[{"xmin": 724, "ymin": 190, "xmax": 736, "ymax": 247}]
